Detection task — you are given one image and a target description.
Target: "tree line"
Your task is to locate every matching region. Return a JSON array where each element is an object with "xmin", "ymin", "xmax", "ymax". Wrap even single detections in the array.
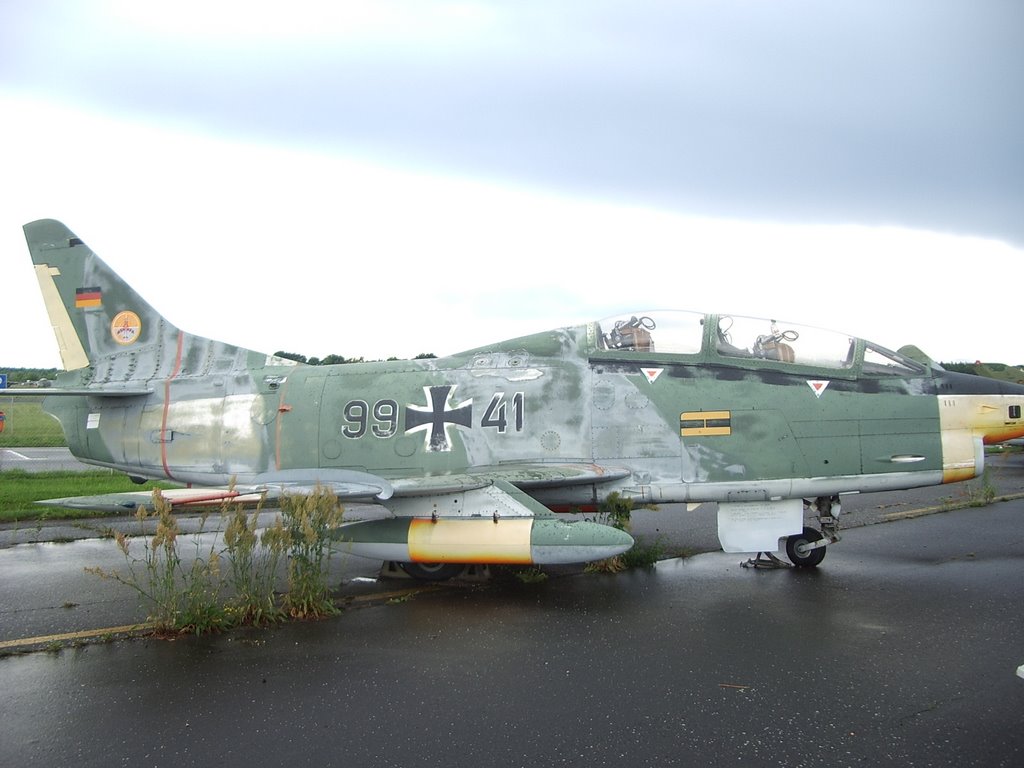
[
  {"xmin": 271, "ymin": 352, "xmax": 437, "ymax": 365},
  {"xmin": 1, "ymin": 354, "xmax": 439, "ymax": 385}
]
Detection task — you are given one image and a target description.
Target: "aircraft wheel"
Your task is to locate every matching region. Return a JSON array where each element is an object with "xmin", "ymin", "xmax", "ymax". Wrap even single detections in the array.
[
  {"xmin": 786, "ymin": 527, "xmax": 826, "ymax": 568},
  {"xmin": 398, "ymin": 562, "xmax": 465, "ymax": 581}
]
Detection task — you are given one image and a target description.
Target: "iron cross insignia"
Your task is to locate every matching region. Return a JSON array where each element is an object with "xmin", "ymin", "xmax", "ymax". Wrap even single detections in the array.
[{"xmin": 405, "ymin": 385, "xmax": 473, "ymax": 452}]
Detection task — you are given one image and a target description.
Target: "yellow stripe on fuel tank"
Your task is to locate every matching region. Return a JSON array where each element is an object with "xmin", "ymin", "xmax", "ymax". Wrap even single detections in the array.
[{"xmin": 408, "ymin": 518, "xmax": 534, "ymax": 564}]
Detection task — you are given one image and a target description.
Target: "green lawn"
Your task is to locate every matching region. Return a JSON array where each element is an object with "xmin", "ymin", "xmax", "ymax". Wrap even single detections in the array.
[
  {"xmin": 0, "ymin": 397, "xmax": 66, "ymax": 448},
  {"xmin": 0, "ymin": 470, "xmax": 174, "ymax": 523}
]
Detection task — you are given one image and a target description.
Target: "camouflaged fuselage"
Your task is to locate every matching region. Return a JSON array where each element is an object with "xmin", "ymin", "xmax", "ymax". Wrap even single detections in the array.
[{"xmin": 23, "ymin": 218, "xmax": 1024, "ymax": 513}]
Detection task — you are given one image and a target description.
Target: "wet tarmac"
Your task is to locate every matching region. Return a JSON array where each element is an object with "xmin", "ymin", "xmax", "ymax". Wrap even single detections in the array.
[{"xmin": 1, "ymin": 452, "xmax": 1023, "ymax": 766}]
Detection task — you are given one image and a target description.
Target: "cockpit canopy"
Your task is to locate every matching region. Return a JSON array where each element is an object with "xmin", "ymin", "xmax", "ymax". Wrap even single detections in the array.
[{"xmin": 595, "ymin": 311, "xmax": 925, "ymax": 375}]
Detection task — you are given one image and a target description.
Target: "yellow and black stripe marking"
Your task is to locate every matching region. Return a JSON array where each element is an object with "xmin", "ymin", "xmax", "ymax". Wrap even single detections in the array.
[{"xmin": 680, "ymin": 410, "xmax": 732, "ymax": 437}]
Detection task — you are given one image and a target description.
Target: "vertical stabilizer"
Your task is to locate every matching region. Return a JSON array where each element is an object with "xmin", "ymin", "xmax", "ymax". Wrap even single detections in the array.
[{"xmin": 23, "ymin": 219, "xmax": 180, "ymax": 371}]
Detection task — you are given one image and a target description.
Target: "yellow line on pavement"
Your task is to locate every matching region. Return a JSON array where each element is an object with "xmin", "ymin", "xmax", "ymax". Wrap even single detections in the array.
[
  {"xmin": 0, "ymin": 586, "xmax": 440, "ymax": 651},
  {"xmin": 0, "ymin": 622, "xmax": 155, "ymax": 651},
  {"xmin": 880, "ymin": 492, "xmax": 1024, "ymax": 522}
]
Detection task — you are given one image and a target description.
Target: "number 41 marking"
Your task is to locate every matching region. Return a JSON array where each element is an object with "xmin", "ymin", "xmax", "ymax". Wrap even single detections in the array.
[{"xmin": 482, "ymin": 392, "xmax": 524, "ymax": 433}]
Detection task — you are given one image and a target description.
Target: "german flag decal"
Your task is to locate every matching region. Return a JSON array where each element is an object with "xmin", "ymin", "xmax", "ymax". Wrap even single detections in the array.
[
  {"xmin": 75, "ymin": 286, "xmax": 102, "ymax": 309},
  {"xmin": 680, "ymin": 410, "xmax": 732, "ymax": 436}
]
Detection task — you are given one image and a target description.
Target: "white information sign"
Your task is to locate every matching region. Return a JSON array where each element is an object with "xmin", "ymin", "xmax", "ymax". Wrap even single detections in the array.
[{"xmin": 717, "ymin": 499, "xmax": 803, "ymax": 553}]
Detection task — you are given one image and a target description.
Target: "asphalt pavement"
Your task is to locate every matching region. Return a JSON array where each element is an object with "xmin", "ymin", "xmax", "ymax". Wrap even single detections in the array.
[
  {"xmin": 1, "ymin": 501, "xmax": 1023, "ymax": 767},
  {"xmin": 1, "ymin": 451, "xmax": 1023, "ymax": 767},
  {"xmin": 0, "ymin": 446, "xmax": 95, "ymax": 473}
]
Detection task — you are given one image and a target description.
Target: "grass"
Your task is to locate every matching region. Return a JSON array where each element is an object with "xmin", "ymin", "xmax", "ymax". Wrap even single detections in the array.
[
  {"xmin": 0, "ymin": 396, "xmax": 66, "ymax": 448},
  {"xmin": 583, "ymin": 492, "xmax": 666, "ymax": 573},
  {"xmin": 948, "ymin": 467, "xmax": 998, "ymax": 509},
  {"xmin": 514, "ymin": 567, "xmax": 549, "ymax": 584},
  {"xmin": 0, "ymin": 469, "xmax": 175, "ymax": 523}
]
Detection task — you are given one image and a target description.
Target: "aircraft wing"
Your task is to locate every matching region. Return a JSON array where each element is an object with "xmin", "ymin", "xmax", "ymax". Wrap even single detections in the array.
[
  {"xmin": 34, "ymin": 487, "xmax": 266, "ymax": 513},
  {"xmin": 34, "ymin": 469, "xmax": 395, "ymax": 513},
  {"xmin": 30, "ymin": 463, "xmax": 629, "ymax": 513}
]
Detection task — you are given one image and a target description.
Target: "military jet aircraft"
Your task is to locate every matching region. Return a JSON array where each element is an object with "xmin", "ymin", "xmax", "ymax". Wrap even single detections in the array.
[{"xmin": 15, "ymin": 219, "xmax": 1024, "ymax": 578}]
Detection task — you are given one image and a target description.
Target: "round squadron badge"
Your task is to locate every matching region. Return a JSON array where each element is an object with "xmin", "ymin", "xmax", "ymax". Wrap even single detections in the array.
[{"xmin": 111, "ymin": 310, "xmax": 142, "ymax": 345}]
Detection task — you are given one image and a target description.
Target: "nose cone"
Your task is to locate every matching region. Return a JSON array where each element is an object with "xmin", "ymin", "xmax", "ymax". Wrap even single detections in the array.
[
  {"xmin": 530, "ymin": 518, "xmax": 635, "ymax": 565},
  {"xmin": 934, "ymin": 372, "xmax": 1024, "ymax": 439}
]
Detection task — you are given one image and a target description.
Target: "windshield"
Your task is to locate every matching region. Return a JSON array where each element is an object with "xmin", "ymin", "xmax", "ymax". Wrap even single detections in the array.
[{"xmin": 595, "ymin": 310, "xmax": 926, "ymax": 375}]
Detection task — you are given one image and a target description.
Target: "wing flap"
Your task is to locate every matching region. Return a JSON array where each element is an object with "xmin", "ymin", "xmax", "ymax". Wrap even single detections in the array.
[
  {"xmin": 251, "ymin": 468, "xmax": 394, "ymax": 500},
  {"xmin": 386, "ymin": 479, "xmax": 556, "ymax": 519},
  {"xmin": 388, "ymin": 462, "xmax": 630, "ymax": 497}
]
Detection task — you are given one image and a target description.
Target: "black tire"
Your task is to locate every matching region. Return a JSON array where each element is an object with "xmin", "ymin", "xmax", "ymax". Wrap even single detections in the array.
[
  {"xmin": 398, "ymin": 562, "xmax": 465, "ymax": 581},
  {"xmin": 786, "ymin": 527, "xmax": 826, "ymax": 568}
]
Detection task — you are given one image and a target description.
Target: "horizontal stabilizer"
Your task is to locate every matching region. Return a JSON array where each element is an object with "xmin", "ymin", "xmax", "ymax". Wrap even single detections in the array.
[
  {"xmin": 35, "ymin": 487, "xmax": 264, "ymax": 513},
  {"xmin": 1, "ymin": 387, "xmax": 153, "ymax": 398}
]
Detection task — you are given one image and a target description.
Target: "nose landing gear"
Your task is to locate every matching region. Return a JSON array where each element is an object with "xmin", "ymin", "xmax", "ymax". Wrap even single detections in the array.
[
  {"xmin": 786, "ymin": 495, "xmax": 842, "ymax": 567},
  {"xmin": 742, "ymin": 496, "xmax": 842, "ymax": 569},
  {"xmin": 786, "ymin": 526, "xmax": 827, "ymax": 567}
]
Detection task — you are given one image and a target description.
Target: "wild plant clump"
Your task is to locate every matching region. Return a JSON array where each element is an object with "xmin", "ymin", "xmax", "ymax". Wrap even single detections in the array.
[
  {"xmin": 87, "ymin": 491, "xmax": 226, "ymax": 634},
  {"xmin": 88, "ymin": 486, "xmax": 344, "ymax": 635},
  {"xmin": 222, "ymin": 500, "xmax": 289, "ymax": 626},
  {"xmin": 280, "ymin": 488, "xmax": 343, "ymax": 619},
  {"xmin": 584, "ymin": 492, "xmax": 665, "ymax": 572}
]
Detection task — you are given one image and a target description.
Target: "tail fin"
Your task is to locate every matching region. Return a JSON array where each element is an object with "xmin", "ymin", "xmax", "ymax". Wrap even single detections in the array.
[{"xmin": 24, "ymin": 219, "xmax": 180, "ymax": 371}]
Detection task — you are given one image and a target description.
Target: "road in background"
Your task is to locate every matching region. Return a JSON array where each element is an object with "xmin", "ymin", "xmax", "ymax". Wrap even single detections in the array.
[{"xmin": 0, "ymin": 447, "xmax": 95, "ymax": 473}]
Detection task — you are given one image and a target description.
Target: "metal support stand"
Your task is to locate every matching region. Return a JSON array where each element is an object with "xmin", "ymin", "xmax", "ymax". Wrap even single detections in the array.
[{"xmin": 741, "ymin": 551, "xmax": 791, "ymax": 569}]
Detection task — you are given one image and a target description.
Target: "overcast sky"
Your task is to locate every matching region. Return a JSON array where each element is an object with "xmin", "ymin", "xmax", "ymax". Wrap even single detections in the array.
[{"xmin": 1, "ymin": 0, "xmax": 1022, "ymax": 369}]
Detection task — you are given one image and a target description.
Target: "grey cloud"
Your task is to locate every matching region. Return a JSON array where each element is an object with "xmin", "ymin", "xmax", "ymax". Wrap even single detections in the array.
[{"xmin": 3, "ymin": 0, "xmax": 1022, "ymax": 243}]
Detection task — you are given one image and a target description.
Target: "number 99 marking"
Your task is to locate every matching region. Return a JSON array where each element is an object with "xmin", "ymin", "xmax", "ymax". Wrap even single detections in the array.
[
  {"xmin": 372, "ymin": 399, "xmax": 398, "ymax": 437},
  {"xmin": 343, "ymin": 399, "xmax": 399, "ymax": 439}
]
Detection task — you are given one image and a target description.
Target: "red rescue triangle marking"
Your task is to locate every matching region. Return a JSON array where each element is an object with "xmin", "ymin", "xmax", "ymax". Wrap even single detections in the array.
[
  {"xmin": 807, "ymin": 380, "xmax": 830, "ymax": 398},
  {"xmin": 642, "ymin": 368, "xmax": 663, "ymax": 384}
]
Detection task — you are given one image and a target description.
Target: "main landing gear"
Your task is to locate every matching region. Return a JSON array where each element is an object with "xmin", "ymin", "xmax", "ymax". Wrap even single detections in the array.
[
  {"xmin": 742, "ymin": 495, "xmax": 842, "ymax": 569},
  {"xmin": 397, "ymin": 562, "xmax": 466, "ymax": 581}
]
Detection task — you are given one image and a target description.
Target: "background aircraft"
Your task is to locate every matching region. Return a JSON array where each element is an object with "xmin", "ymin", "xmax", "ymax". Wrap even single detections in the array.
[{"xmin": 13, "ymin": 219, "xmax": 1024, "ymax": 577}]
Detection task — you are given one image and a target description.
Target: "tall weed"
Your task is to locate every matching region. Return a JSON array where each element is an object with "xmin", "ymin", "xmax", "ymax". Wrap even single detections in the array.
[
  {"xmin": 281, "ymin": 488, "xmax": 343, "ymax": 619},
  {"xmin": 223, "ymin": 500, "xmax": 289, "ymax": 626},
  {"xmin": 87, "ymin": 491, "xmax": 226, "ymax": 633}
]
